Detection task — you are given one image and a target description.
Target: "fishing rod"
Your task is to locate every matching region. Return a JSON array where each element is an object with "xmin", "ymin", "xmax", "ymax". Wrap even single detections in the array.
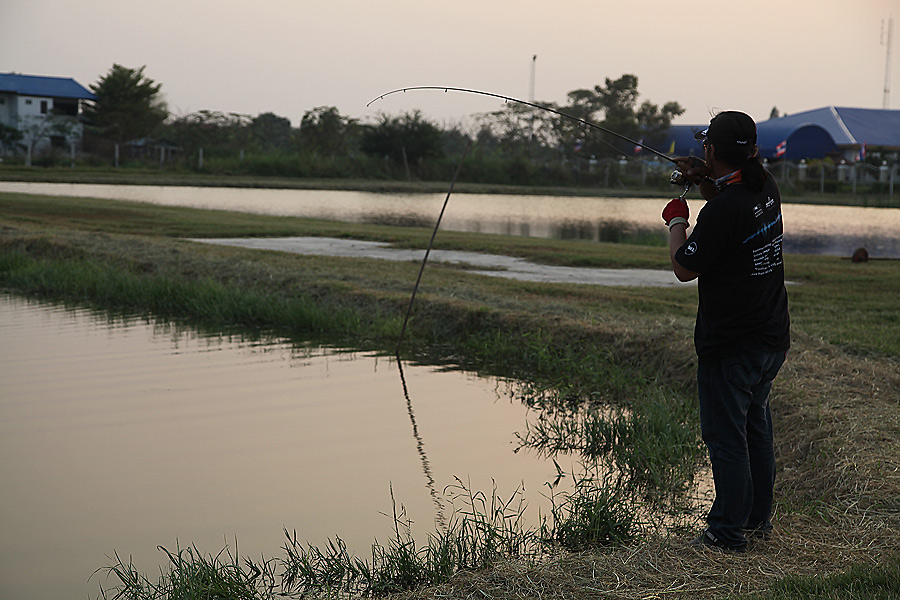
[
  {"xmin": 367, "ymin": 85, "xmax": 678, "ymax": 164},
  {"xmin": 395, "ymin": 140, "xmax": 471, "ymax": 355}
]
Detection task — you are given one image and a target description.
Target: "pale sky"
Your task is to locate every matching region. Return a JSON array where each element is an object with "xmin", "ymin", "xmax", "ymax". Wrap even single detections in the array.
[{"xmin": 2, "ymin": 0, "xmax": 897, "ymax": 128}]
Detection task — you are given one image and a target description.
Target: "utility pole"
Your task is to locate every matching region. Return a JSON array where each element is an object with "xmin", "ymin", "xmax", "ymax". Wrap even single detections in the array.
[
  {"xmin": 529, "ymin": 54, "xmax": 537, "ymax": 103},
  {"xmin": 529, "ymin": 55, "xmax": 537, "ymax": 143},
  {"xmin": 883, "ymin": 17, "xmax": 894, "ymax": 109}
]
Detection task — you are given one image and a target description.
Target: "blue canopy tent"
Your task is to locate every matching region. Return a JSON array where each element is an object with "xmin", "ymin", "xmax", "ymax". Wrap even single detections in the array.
[{"xmin": 663, "ymin": 107, "xmax": 900, "ymax": 161}]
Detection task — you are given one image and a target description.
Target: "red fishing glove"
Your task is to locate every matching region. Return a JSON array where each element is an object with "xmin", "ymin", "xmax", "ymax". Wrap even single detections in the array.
[{"xmin": 662, "ymin": 198, "xmax": 689, "ymax": 230}]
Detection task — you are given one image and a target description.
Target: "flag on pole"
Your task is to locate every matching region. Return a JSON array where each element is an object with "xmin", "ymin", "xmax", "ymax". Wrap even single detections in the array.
[
  {"xmin": 668, "ymin": 140, "xmax": 676, "ymax": 155},
  {"xmin": 856, "ymin": 142, "xmax": 866, "ymax": 162},
  {"xmin": 775, "ymin": 140, "xmax": 787, "ymax": 158},
  {"xmin": 634, "ymin": 139, "xmax": 643, "ymax": 155}
]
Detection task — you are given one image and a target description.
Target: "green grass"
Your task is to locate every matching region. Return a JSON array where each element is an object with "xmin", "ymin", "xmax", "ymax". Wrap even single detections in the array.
[
  {"xmin": 96, "ymin": 543, "xmax": 278, "ymax": 600},
  {"xmin": 3, "ymin": 191, "xmax": 899, "ymax": 599},
  {"xmin": 0, "ymin": 251, "xmax": 371, "ymax": 338},
  {"xmin": 782, "ymin": 254, "xmax": 900, "ymax": 356},
  {"xmin": 739, "ymin": 554, "xmax": 900, "ymax": 599}
]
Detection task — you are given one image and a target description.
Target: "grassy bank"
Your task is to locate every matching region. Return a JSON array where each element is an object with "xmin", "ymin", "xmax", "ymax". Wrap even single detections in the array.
[{"xmin": 2, "ymin": 192, "xmax": 899, "ymax": 599}]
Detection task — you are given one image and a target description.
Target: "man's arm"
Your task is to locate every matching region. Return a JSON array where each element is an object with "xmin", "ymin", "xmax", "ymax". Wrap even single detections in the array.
[
  {"xmin": 668, "ymin": 223, "xmax": 699, "ymax": 282},
  {"xmin": 662, "ymin": 196, "xmax": 700, "ymax": 282}
]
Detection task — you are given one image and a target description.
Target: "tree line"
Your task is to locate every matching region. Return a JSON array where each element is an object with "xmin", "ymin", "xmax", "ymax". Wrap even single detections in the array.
[{"xmin": 80, "ymin": 64, "xmax": 684, "ymax": 186}]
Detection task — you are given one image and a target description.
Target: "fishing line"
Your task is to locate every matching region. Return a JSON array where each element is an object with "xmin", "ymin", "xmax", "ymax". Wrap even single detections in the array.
[
  {"xmin": 368, "ymin": 86, "xmax": 677, "ymax": 163},
  {"xmin": 395, "ymin": 140, "xmax": 472, "ymax": 355}
]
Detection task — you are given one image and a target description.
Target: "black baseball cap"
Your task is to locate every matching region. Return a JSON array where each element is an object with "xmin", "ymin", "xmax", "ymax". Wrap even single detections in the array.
[{"xmin": 694, "ymin": 111, "xmax": 757, "ymax": 147}]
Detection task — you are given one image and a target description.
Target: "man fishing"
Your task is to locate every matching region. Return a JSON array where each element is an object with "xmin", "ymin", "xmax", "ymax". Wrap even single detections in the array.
[{"xmin": 663, "ymin": 111, "xmax": 791, "ymax": 552}]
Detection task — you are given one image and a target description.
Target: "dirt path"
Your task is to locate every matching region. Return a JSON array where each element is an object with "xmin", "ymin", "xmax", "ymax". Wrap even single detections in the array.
[{"xmin": 191, "ymin": 237, "xmax": 694, "ymax": 288}]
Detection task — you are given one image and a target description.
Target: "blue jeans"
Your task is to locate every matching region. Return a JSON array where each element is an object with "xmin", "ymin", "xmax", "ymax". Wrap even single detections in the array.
[{"xmin": 697, "ymin": 350, "xmax": 786, "ymax": 548}]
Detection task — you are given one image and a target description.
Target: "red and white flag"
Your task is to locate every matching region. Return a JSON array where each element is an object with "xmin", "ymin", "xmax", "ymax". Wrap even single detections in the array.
[{"xmin": 775, "ymin": 140, "xmax": 787, "ymax": 158}]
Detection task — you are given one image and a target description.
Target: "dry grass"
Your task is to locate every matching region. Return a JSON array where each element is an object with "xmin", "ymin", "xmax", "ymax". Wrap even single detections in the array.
[{"xmin": 394, "ymin": 331, "xmax": 900, "ymax": 600}]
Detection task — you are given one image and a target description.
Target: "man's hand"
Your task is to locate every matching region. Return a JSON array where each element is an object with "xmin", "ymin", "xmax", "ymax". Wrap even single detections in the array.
[
  {"xmin": 674, "ymin": 156, "xmax": 710, "ymax": 185},
  {"xmin": 662, "ymin": 197, "xmax": 689, "ymax": 230},
  {"xmin": 675, "ymin": 156, "xmax": 718, "ymax": 200}
]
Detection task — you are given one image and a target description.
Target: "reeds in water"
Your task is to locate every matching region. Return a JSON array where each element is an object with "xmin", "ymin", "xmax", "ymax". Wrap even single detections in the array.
[
  {"xmin": 96, "ymin": 542, "xmax": 278, "ymax": 600},
  {"xmin": 96, "ymin": 473, "xmax": 639, "ymax": 599}
]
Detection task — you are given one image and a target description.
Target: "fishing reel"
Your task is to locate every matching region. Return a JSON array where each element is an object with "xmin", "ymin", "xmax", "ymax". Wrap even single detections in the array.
[
  {"xmin": 669, "ymin": 169, "xmax": 689, "ymax": 186},
  {"xmin": 669, "ymin": 169, "xmax": 693, "ymax": 200},
  {"xmin": 669, "ymin": 156, "xmax": 709, "ymax": 188}
]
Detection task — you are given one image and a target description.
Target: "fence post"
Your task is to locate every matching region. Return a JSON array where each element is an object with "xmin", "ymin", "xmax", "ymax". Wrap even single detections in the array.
[
  {"xmin": 891, "ymin": 165, "xmax": 896, "ymax": 201},
  {"xmin": 401, "ymin": 146, "xmax": 411, "ymax": 181}
]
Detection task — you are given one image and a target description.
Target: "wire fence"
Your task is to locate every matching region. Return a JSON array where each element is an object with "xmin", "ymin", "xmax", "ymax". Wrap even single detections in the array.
[
  {"xmin": 766, "ymin": 159, "xmax": 898, "ymax": 199},
  {"xmin": 7, "ymin": 137, "xmax": 899, "ymax": 207},
  {"xmin": 599, "ymin": 156, "xmax": 899, "ymax": 206}
]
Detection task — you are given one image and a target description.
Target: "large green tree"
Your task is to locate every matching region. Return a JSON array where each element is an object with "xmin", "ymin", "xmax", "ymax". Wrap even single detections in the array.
[
  {"xmin": 297, "ymin": 106, "xmax": 359, "ymax": 157},
  {"xmin": 83, "ymin": 64, "xmax": 168, "ymax": 142},
  {"xmin": 558, "ymin": 74, "xmax": 683, "ymax": 158},
  {"xmin": 164, "ymin": 110, "xmax": 252, "ymax": 157},
  {"xmin": 248, "ymin": 112, "xmax": 292, "ymax": 152},
  {"xmin": 360, "ymin": 111, "xmax": 442, "ymax": 164}
]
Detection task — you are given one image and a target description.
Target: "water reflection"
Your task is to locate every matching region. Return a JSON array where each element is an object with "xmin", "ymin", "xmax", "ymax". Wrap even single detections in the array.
[
  {"xmin": 0, "ymin": 295, "xmax": 558, "ymax": 600},
  {"xmin": 2, "ymin": 182, "xmax": 898, "ymax": 257},
  {"xmin": 396, "ymin": 358, "xmax": 446, "ymax": 529}
]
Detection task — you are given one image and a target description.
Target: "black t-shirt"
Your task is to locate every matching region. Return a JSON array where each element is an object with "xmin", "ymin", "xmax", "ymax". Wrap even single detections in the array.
[{"xmin": 674, "ymin": 173, "xmax": 791, "ymax": 362}]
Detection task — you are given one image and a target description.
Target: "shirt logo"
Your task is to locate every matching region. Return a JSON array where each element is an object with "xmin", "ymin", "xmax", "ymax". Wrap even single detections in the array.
[{"xmin": 685, "ymin": 241, "xmax": 698, "ymax": 255}]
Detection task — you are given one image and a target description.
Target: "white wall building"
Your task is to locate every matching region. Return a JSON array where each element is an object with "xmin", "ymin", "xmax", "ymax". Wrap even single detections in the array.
[{"xmin": 0, "ymin": 73, "xmax": 97, "ymax": 158}]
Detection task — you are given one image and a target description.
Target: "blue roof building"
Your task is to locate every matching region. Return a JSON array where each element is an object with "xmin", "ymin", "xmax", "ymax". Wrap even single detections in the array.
[
  {"xmin": 0, "ymin": 73, "xmax": 96, "ymax": 157},
  {"xmin": 664, "ymin": 107, "xmax": 900, "ymax": 162},
  {"xmin": 0, "ymin": 73, "xmax": 97, "ymax": 101}
]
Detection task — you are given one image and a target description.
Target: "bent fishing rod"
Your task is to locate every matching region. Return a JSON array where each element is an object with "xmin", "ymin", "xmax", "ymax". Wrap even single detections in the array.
[
  {"xmin": 368, "ymin": 85, "xmax": 677, "ymax": 164},
  {"xmin": 378, "ymin": 88, "xmax": 698, "ymax": 350}
]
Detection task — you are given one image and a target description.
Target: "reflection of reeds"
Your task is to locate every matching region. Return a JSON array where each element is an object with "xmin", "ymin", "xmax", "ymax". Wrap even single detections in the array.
[
  {"xmin": 516, "ymin": 391, "xmax": 704, "ymax": 503},
  {"xmin": 552, "ymin": 219, "xmax": 667, "ymax": 246}
]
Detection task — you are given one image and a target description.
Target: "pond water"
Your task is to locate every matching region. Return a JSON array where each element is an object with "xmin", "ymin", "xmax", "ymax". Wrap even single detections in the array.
[
  {"xmin": 2, "ymin": 182, "xmax": 899, "ymax": 258},
  {"xmin": 0, "ymin": 294, "xmax": 561, "ymax": 600}
]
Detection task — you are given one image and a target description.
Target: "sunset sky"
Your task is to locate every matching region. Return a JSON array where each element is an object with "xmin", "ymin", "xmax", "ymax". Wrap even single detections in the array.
[{"xmin": 2, "ymin": 0, "xmax": 897, "ymax": 128}]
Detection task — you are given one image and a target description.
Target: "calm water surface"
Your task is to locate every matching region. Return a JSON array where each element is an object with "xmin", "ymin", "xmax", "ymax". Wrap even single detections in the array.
[
  {"xmin": 2, "ymin": 182, "xmax": 899, "ymax": 257},
  {"xmin": 0, "ymin": 295, "xmax": 557, "ymax": 600}
]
